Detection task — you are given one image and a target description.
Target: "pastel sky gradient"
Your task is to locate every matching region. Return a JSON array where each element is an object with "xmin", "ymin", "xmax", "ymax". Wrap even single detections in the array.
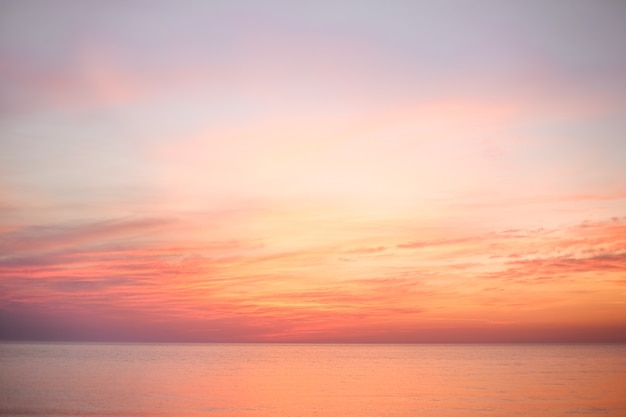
[{"xmin": 1, "ymin": 0, "xmax": 626, "ymax": 342}]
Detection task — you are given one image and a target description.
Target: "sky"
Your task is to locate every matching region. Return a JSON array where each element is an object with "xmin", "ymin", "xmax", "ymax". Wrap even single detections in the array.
[{"xmin": 1, "ymin": 0, "xmax": 625, "ymax": 343}]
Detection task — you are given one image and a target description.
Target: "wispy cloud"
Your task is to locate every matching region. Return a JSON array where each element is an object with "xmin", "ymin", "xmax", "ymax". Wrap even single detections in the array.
[{"xmin": 0, "ymin": 217, "xmax": 177, "ymax": 253}]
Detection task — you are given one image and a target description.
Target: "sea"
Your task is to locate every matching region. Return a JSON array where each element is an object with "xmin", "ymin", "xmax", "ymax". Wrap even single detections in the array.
[{"xmin": 1, "ymin": 343, "xmax": 625, "ymax": 417}]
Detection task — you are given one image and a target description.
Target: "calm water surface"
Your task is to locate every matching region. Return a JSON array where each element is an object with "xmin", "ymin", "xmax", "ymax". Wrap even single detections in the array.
[{"xmin": 1, "ymin": 343, "xmax": 625, "ymax": 417}]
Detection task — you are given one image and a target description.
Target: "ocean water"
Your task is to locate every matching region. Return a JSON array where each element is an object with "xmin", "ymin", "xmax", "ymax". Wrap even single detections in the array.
[{"xmin": 1, "ymin": 343, "xmax": 625, "ymax": 417}]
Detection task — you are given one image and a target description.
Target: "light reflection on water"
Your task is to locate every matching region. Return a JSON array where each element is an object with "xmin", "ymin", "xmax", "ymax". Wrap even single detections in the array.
[{"xmin": 1, "ymin": 343, "xmax": 625, "ymax": 416}]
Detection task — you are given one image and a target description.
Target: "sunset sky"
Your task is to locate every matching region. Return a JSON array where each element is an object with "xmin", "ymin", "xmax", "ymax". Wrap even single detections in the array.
[{"xmin": 1, "ymin": 0, "xmax": 625, "ymax": 342}]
